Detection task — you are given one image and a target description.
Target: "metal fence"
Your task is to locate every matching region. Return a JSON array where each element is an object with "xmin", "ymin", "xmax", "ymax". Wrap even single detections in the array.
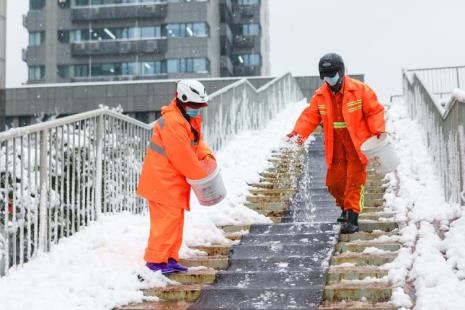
[
  {"xmin": 406, "ymin": 66, "xmax": 465, "ymax": 101},
  {"xmin": 403, "ymin": 66, "xmax": 465, "ymax": 205},
  {"xmin": 0, "ymin": 73, "xmax": 304, "ymax": 276}
]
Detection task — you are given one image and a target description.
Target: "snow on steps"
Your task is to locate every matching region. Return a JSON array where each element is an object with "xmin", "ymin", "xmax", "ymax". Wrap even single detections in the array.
[
  {"xmin": 319, "ymin": 169, "xmax": 398, "ymax": 310},
  {"xmin": 116, "ymin": 146, "xmax": 305, "ymax": 310}
]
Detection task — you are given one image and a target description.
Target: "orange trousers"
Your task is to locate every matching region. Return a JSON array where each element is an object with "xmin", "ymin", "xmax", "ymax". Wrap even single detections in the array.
[
  {"xmin": 326, "ymin": 130, "xmax": 367, "ymax": 214},
  {"xmin": 144, "ymin": 201, "xmax": 184, "ymax": 263}
]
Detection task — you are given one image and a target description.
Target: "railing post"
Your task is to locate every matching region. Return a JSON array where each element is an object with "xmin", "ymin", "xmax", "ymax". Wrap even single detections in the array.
[
  {"xmin": 38, "ymin": 129, "xmax": 49, "ymax": 252},
  {"xmin": 459, "ymin": 125, "xmax": 465, "ymax": 204},
  {"xmin": 95, "ymin": 114, "xmax": 104, "ymax": 219},
  {"xmin": 456, "ymin": 67, "xmax": 461, "ymax": 89}
]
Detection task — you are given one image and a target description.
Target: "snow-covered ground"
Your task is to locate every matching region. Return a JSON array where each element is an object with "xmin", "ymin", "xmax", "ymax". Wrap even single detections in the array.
[
  {"xmin": 0, "ymin": 100, "xmax": 307, "ymax": 310},
  {"xmin": 384, "ymin": 100, "xmax": 465, "ymax": 310}
]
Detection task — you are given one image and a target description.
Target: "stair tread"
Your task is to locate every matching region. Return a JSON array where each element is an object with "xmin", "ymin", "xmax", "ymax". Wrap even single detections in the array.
[
  {"xmin": 143, "ymin": 283, "xmax": 206, "ymax": 293},
  {"xmin": 319, "ymin": 301, "xmax": 396, "ymax": 310},
  {"xmin": 117, "ymin": 301, "xmax": 192, "ymax": 310}
]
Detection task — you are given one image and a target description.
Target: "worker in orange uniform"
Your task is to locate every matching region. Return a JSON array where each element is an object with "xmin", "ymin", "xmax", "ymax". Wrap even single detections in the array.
[
  {"xmin": 137, "ymin": 80, "xmax": 216, "ymax": 274},
  {"xmin": 287, "ymin": 53, "xmax": 385, "ymax": 234}
]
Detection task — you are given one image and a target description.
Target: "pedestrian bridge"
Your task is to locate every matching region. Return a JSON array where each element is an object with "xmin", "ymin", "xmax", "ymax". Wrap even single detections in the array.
[{"xmin": 0, "ymin": 68, "xmax": 464, "ymax": 309}]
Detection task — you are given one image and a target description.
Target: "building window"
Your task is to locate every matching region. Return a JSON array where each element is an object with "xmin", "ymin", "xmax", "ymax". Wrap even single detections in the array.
[
  {"xmin": 30, "ymin": 0, "xmax": 46, "ymax": 10},
  {"xmin": 58, "ymin": 29, "xmax": 89, "ymax": 43},
  {"xmin": 235, "ymin": 54, "xmax": 261, "ymax": 66},
  {"xmin": 73, "ymin": 0, "xmax": 169, "ymax": 6},
  {"xmin": 166, "ymin": 23, "xmax": 209, "ymax": 38},
  {"xmin": 167, "ymin": 58, "xmax": 209, "ymax": 73},
  {"xmin": 233, "ymin": 0, "xmax": 259, "ymax": 5},
  {"xmin": 28, "ymin": 66, "xmax": 45, "ymax": 81},
  {"xmin": 241, "ymin": 24, "xmax": 260, "ymax": 36},
  {"xmin": 141, "ymin": 61, "xmax": 164, "ymax": 75},
  {"xmin": 58, "ymin": 64, "xmax": 89, "ymax": 78},
  {"xmin": 29, "ymin": 32, "xmax": 46, "ymax": 46}
]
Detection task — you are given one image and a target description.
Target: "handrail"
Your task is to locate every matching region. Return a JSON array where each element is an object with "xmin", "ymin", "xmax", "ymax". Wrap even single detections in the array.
[
  {"xmin": 402, "ymin": 67, "xmax": 465, "ymax": 205},
  {"xmin": 0, "ymin": 73, "xmax": 304, "ymax": 276}
]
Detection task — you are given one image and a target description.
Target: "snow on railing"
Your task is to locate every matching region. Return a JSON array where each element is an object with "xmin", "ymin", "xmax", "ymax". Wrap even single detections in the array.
[
  {"xmin": 0, "ymin": 73, "xmax": 304, "ymax": 276},
  {"xmin": 403, "ymin": 67, "xmax": 465, "ymax": 205}
]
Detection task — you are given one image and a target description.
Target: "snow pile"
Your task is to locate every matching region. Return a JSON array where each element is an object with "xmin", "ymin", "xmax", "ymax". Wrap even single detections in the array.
[
  {"xmin": 451, "ymin": 88, "xmax": 465, "ymax": 103},
  {"xmin": 0, "ymin": 99, "xmax": 308, "ymax": 310},
  {"xmin": 383, "ymin": 100, "xmax": 465, "ymax": 309}
]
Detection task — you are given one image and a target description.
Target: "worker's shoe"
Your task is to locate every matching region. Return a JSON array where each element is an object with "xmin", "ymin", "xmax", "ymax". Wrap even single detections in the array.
[
  {"xmin": 341, "ymin": 210, "xmax": 359, "ymax": 234},
  {"xmin": 168, "ymin": 258, "xmax": 189, "ymax": 273},
  {"xmin": 146, "ymin": 262, "xmax": 176, "ymax": 274},
  {"xmin": 337, "ymin": 209, "xmax": 347, "ymax": 223}
]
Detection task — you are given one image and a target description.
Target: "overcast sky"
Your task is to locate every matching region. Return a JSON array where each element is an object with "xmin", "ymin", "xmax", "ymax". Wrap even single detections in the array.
[{"xmin": 6, "ymin": 0, "xmax": 465, "ymax": 102}]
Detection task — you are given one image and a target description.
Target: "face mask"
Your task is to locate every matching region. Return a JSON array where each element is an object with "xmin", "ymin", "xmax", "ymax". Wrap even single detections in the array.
[
  {"xmin": 186, "ymin": 109, "xmax": 202, "ymax": 117},
  {"xmin": 323, "ymin": 72, "xmax": 340, "ymax": 86}
]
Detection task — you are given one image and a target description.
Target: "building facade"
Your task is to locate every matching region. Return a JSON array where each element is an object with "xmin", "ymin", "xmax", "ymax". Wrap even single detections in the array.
[
  {"xmin": 0, "ymin": 0, "xmax": 6, "ymax": 88},
  {"xmin": 22, "ymin": 0, "xmax": 270, "ymax": 84}
]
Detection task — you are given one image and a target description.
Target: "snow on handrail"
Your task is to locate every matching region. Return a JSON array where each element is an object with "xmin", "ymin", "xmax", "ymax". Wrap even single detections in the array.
[{"xmin": 403, "ymin": 67, "xmax": 465, "ymax": 205}]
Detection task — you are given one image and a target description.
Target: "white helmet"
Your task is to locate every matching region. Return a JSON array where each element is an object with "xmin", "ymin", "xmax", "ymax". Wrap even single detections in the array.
[{"xmin": 176, "ymin": 80, "xmax": 209, "ymax": 107}]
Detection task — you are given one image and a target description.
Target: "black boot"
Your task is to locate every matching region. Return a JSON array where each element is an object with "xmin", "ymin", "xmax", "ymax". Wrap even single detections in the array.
[
  {"xmin": 337, "ymin": 209, "xmax": 347, "ymax": 223},
  {"xmin": 341, "ymin": 210, "xmax": 359, "ymax": 234}
]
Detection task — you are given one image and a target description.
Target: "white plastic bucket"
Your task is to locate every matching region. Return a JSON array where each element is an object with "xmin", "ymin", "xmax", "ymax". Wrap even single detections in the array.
[
  {"xmin": 361, "ymin": 133, "xmax": 399, "ymax": 174},
  {"xmin": 187, "ymin": 166, "xmax": 227, "ymax": 206}
]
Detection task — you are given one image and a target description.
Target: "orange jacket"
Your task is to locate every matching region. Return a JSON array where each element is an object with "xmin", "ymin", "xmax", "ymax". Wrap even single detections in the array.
[
  {"xmin": 293, "ymin": 76, "xmax": 385, "ymax": 166},
  {"xmin": 137, "ymin": 100, "xmax": 213, "ymax": 210}
]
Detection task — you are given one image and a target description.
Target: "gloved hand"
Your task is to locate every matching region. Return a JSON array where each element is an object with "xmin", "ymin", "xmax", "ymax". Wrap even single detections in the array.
[
  {"xmin": 200, "ymin": 154, "xmax": 217, "ymax": 175},
  {"xmin": 286, "ymin": 131, "xmax": 304, "ymax": 145},
  {"xmin": 375, "ymin": 132, "xmax": 384, "ymax": 139}
]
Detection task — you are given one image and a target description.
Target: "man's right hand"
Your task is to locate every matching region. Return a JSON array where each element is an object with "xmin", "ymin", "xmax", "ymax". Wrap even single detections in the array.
[{"xmin": 286, "ymin": 131, "xmax": 304, "ymax": 145}]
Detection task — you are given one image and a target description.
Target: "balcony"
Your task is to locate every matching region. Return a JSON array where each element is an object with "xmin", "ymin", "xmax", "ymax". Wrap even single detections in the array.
[
  {"xmin": 233, "ymin": 34, "xmax": 260, "ymax": 49},
  {"xmin": 234, "ymin": 65, "xmax": 261, "ymax": 77},
  {"xmin": 71, "ymin": 3, "xmax": 167, "ymax": 22},
  {"xmin": 71, "ymin": 73, "xmax": 168, "ymax": 83},
  {"xmin": 71, "ymin": 38, "xmax": 168, "ymax": 57},
  {"xmin": 232, "ymin": 5, "xmax": 259, "ymax": 22}
]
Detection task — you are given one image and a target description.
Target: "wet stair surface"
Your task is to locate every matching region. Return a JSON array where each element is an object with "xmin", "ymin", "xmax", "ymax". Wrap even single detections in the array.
[
  {"xmin": 189, "ymin": 135, "xmax": 340, "ymax": 309},
  {"xmin": 117, "ymin": 134, "xmax": 401, "ymax": 310}
]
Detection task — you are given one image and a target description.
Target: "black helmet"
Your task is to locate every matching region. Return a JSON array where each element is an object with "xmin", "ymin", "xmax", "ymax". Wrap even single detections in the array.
[{"xmin": 318, "ymin": 53, "xmax": 345, "ymax": 79}]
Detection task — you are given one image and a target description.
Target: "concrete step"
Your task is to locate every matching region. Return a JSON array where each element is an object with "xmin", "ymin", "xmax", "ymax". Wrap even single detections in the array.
[
  {"xmin": 339, "ymin": 231, "xmax": 397, "ymax": 242},
  {"xmin": 326, "ymin": 266, "xmax": 388, "ymax": 284},
  {"xmin": 360, "ymin": 206, "xmax": 386, "ymax": 213},
  {"xmin": 191, "ymin": 245, "xmax": 232, "ymax": 257},
  {"xmin": 218, "ymin": 224, "xmax": 250, "ymax": 234},
  {"xmin": 319, "ymin": 301, "xmax": 396, "ymax": 310},
  {"xmin": 192, "ymin": 286, "xmax": 322, "ymax": 309},
  {"xmin": 116, "ymin": 301, "xmax": 192, "ymax": 310},
  {"xmin": 224, "ymin": 232, "xmax": 246, "ymax": 241},
  {"xmin": 331, "ymin": 252, "xmax": 397, "ymax": 267},
  {"xmin": 335, "ymin": 242, "xmax": 401, "ymax": 253},
  {"xmin": 249, "ymin": 222, "xmax": 340, "ymax": 235},
  {"xmin": 248, "ymin": 188, "xmax": 295, "ymax": 196},
  {"xmin": 240, "ymin": 232, "xmax": 338, "ymax": 245},
  {"xmin": 179, "ymin": 256, "xmax": 229, "ymax": 270},
  {"xmin": 168, "ymin": 269, "xmax": 217, "ymax": 285},
  {"xmin": 231, "ymin": 242, "xmax": 338, "ymax": 259},
  {"xmin": 323, "ymin": 282, "xmax": 393, "ymax": 302},
  {"xmin": 357, "ymin": 221, "xmax": 398, "ymax": 233},
  {"xmin": 244, "ymin": 201, "xmax": 289, "ymax": 211},
  {"xmin": 246, "ymin": 194, "xmax": 291, "ymax": 203},
  {"xmin": 143, "ymin": 284, "xmax": 205, "ymax": 302},
  {"xmin": 363, "ymin": 198, "xmax": 384, "ymax": 207},
  {"xmin": 359, "ymin": 212, "xmax": 395, "ymax": 221}
]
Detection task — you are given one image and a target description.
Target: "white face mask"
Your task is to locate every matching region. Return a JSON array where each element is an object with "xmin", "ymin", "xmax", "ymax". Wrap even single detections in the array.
[{"xmin": 323, "ymin": 72, "xmax": 340, "ymax": 86}]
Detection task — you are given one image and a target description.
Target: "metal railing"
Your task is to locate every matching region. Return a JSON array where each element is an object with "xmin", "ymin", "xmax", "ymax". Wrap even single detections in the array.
[
  {"xmin": 0, "ymin": 73, "xmax": 304, "ymax": 276},
  {"xmin": 403, "ymin": 66, "xmax": 465, "ymax": 205}
]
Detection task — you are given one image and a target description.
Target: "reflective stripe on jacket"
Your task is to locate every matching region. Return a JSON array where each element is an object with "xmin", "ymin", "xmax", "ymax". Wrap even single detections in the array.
[
  {"xmin": 137, "ymin": 99, "xmax": 213, "ymax": 209},
  {"xmin": 293, "ymin": 76, "xmax": 385, "ymax": 166}
]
